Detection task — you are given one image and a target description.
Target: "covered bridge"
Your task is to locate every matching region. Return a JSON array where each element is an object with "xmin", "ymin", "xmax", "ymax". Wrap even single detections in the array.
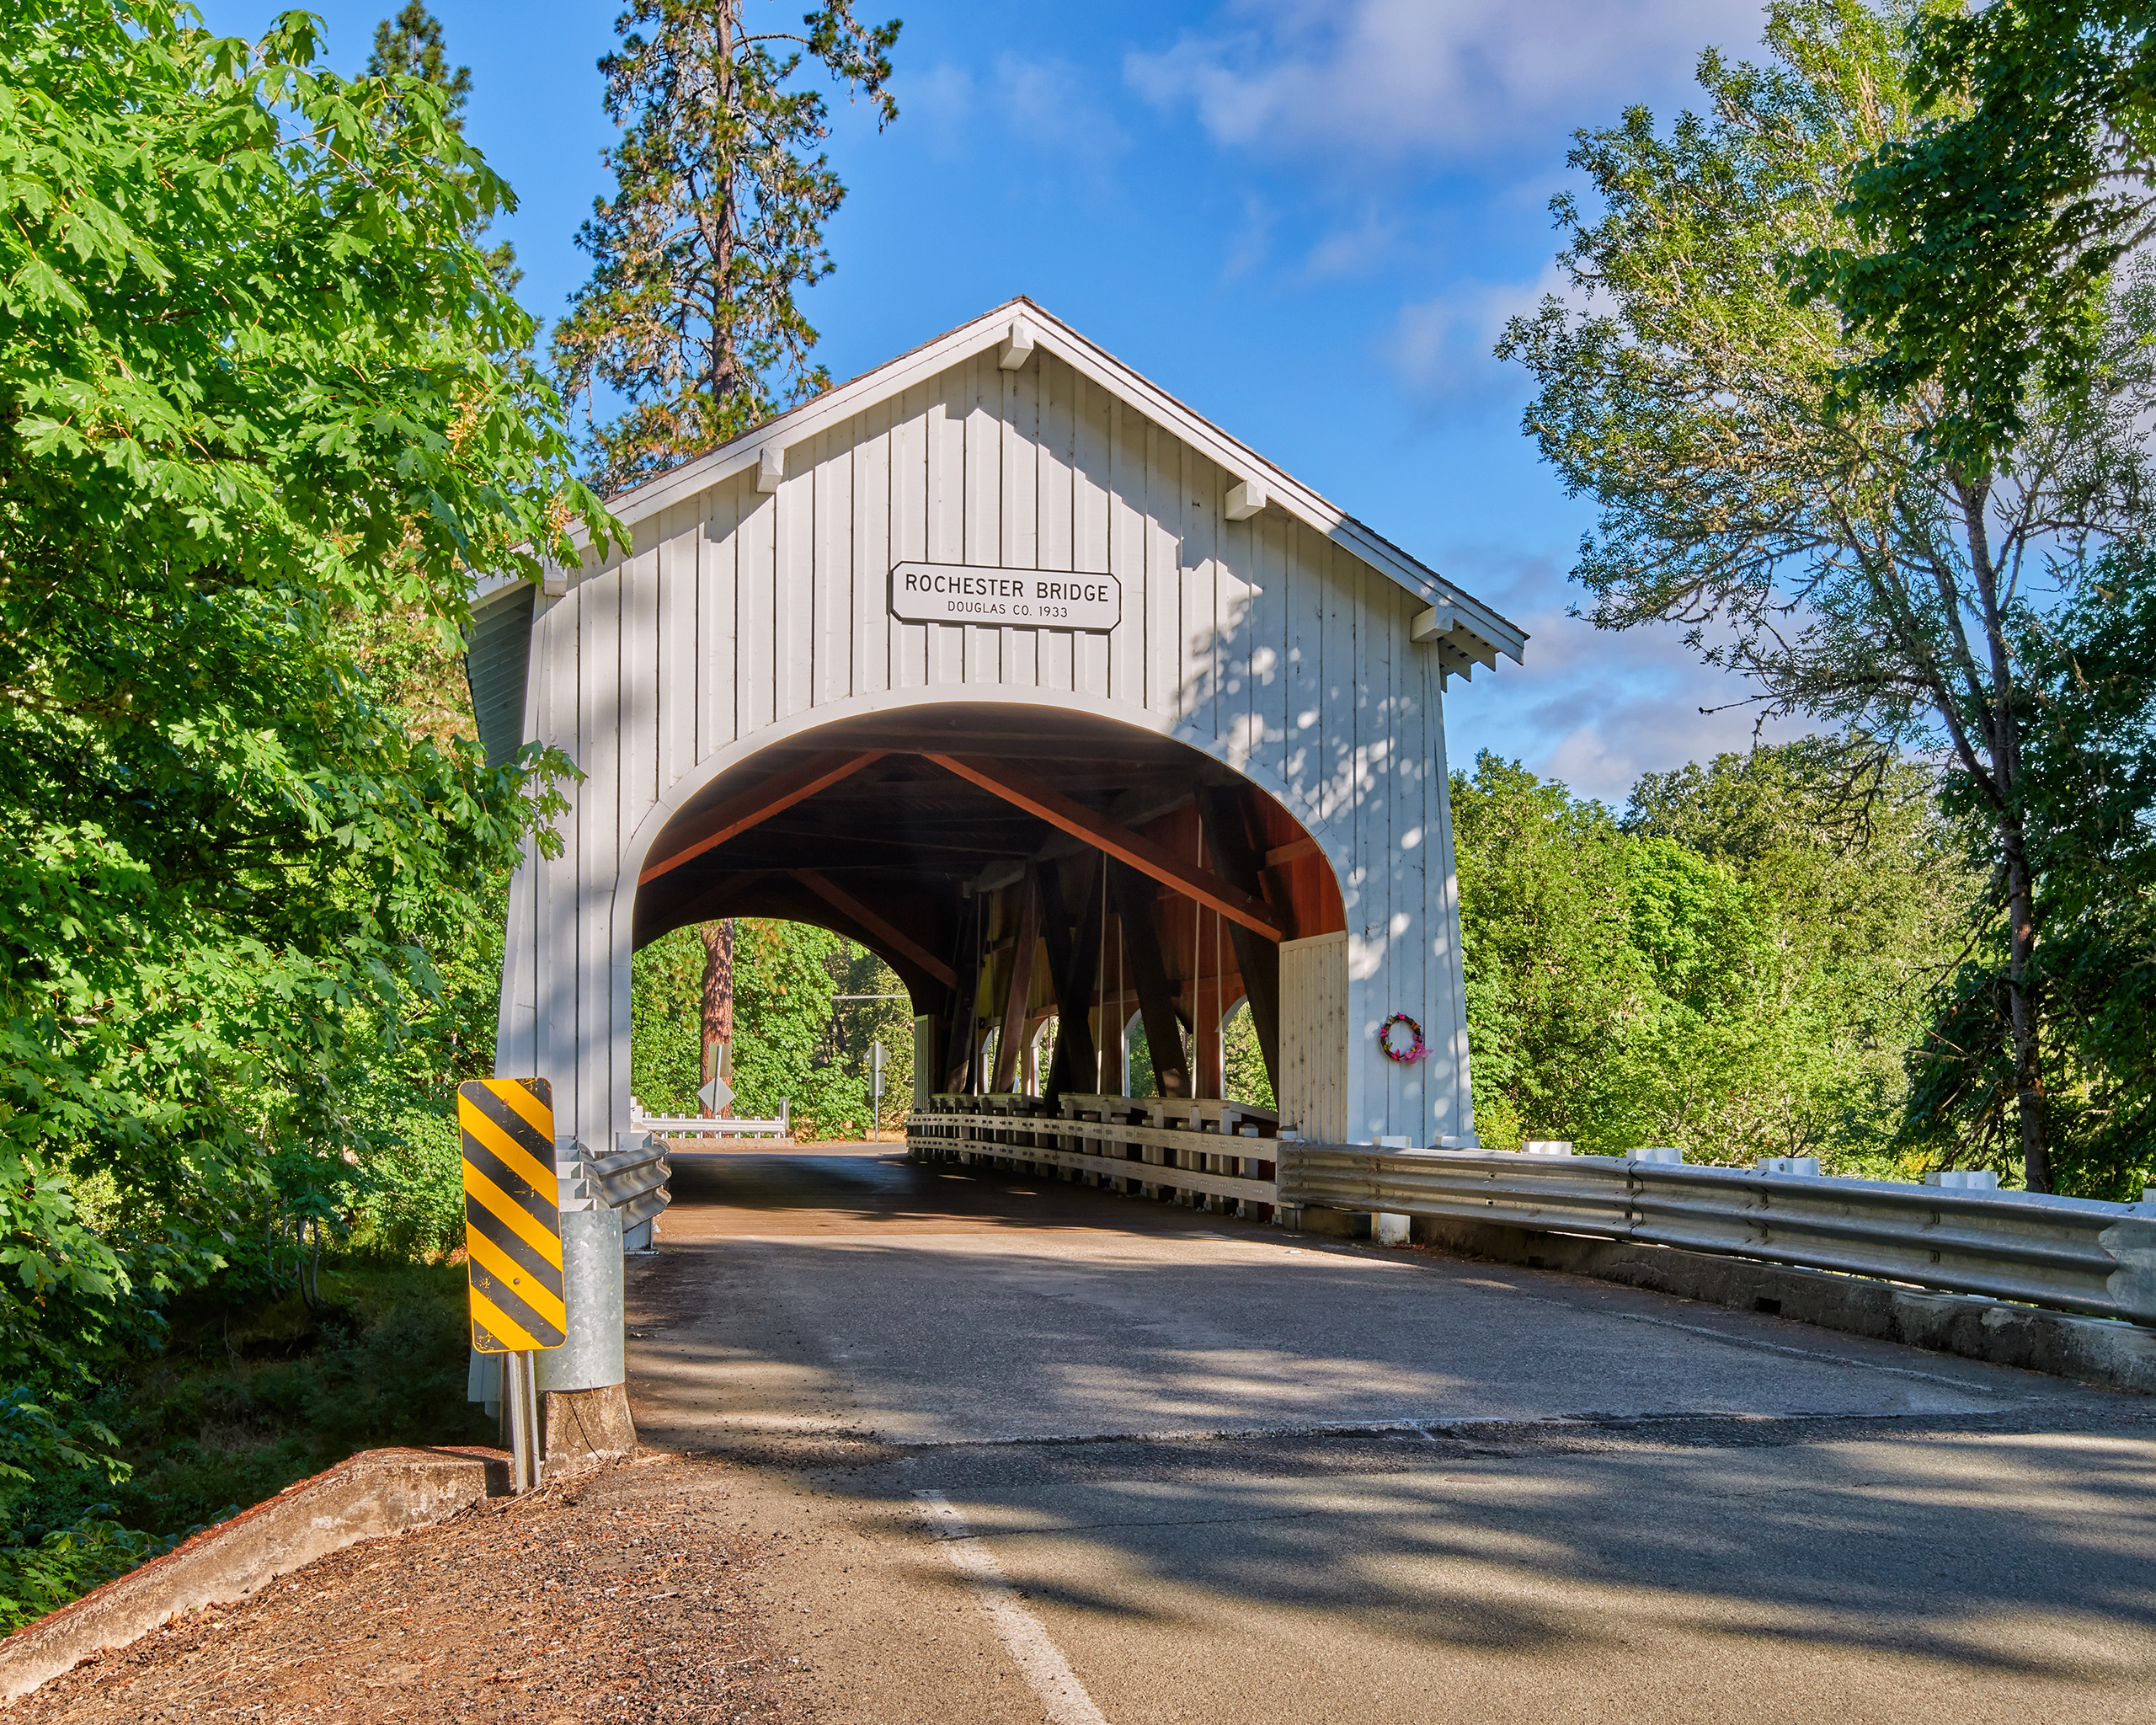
[{"xmin": 467, "ymin": 293, "xmax": 1526, "ymax": 1214}]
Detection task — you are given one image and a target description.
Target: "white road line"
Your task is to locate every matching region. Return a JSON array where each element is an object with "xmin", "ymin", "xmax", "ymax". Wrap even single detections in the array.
[{"xmin": 913, "ymin": 1490, "xmax": 1109, "ymax": 1725}]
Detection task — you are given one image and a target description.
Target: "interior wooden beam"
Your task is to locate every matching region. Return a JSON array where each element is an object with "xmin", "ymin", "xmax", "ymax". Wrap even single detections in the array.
[
  {"xmin": 921, "ymin": 755, "xmax": 1284, "ymax": 939},
  {"xmin": 940, "ymin": 892, "xmax": 984, "ymax": 1093},
  {"xmin": 1263, "ymin": 835, "xmax": 1322, "ymax": 868},
  {"xmin": 1200, "ymin": 787, "xmax": 1282, "ymax": 1096},
  {"xmin": 1110, "ymin": 860, "xmax": 1191, "ymax": 1098},
  {"xmin": 1039, "ymin": 857, "xmax": 1101, "ymax": 1100},
  {"xmin": 792, "ymin": 869, "xmax": 958, "ymax": 990},
  {"xmin": 638, "ymin": 751, "xmax": 887, "ymax": 885},
  {"xmin": 990, "ymin": 879, "xmax": 1041, "ymax": 1092}
]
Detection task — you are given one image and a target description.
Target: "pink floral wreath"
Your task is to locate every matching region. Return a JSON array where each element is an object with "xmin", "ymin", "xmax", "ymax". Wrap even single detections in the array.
[{"xmin": 1379, "ymin": 1012, "xmax": 1427, "ymax": 1063}]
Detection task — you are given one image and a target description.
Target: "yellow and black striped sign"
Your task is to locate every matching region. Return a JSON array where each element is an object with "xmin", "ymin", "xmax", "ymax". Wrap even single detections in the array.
[{"xmin": 456, "ymin": 1078, "xmax": 566, "ymax": 1353}]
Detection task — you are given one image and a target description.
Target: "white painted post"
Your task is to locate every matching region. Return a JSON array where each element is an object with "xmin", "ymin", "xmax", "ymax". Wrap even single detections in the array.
[{"xmin": 1374, "ymin": 1135, "xmax": 1413, "ymax": 1244}]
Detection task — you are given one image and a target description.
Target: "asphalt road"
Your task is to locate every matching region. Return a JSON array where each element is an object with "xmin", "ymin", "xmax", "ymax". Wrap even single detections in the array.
[{"xmin": 624, "ymin": 1145, "xmax": 2156, "ymax": 1725}]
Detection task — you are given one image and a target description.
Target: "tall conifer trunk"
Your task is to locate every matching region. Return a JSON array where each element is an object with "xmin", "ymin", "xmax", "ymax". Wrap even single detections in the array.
[{"xmin": 699, "ymin": 920, "xmax": 734, "ymax": 1117}]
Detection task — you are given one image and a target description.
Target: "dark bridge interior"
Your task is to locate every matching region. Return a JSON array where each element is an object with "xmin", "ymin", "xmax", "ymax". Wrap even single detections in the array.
[{"xmin": 629, "ymin": 703, "xmax": 1345, "ymax": 1101}]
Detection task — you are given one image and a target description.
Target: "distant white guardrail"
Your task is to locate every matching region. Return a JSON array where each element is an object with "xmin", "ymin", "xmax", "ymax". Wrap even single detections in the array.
[
  {"xmin": 632, "ymin": 1097, "xmax": 791, "ymax": 1140},
  {"xmin": 907, "ymin": 1101, "xmax": 2156, "ymax": 1326}
]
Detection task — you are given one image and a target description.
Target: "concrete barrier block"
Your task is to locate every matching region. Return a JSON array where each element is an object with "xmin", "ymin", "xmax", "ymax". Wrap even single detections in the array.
[
  {"xmin": 1406, "ymin": 1215, "xmax": 2156, "ymax": 1395},
  {"xmin": 1293, "ymin": 1206, "xmax": 1371, "ymax": 1241}
]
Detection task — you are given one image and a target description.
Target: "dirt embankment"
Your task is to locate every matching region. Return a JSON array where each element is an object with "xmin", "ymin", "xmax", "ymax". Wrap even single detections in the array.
[{"xmin": 7, "ymin": 1457, "xmax": 816, "ymax": 1724}]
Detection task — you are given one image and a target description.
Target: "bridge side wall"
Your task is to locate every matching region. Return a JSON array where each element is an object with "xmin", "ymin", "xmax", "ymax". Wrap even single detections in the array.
[{"xmin": 494, "ymin": 343, "xmax": 1475, "ymax": 1154}]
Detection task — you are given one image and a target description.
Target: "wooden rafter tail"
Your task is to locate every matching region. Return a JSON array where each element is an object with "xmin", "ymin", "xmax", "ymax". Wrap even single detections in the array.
[
  {"xmin": 791, "ymin": 869, "xmax": 958, "ymax": 991},
  {"xmin": 920, "ymin": 754, "xmax": 1285, "ymax": 941},
  {"xmin": 638, "ymin": 751, "xmax": 887, "ymax": 885}
]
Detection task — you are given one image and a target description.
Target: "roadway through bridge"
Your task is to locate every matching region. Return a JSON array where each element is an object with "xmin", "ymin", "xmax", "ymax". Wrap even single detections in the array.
[{"xmin": 625, "ymin": 1144, "xmax": 2156, "ymax": 1724}]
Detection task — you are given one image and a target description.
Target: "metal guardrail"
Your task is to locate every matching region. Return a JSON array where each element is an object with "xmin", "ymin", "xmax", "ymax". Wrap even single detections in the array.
[
  {"xmin": 588, "ymin": 1135, "xmax": 672, "ymax": 1228},
  {"xmin": 633, "ymin": 1097, "xmax": 791, "ymax": 1140},
  {"xmin": 905, "ymin": 1100, "xmax": 2156, "ymax": 1325},
  {"xmin": 1281, "ymin": 1146, "xmax": 2156, "ymax": 1326}
]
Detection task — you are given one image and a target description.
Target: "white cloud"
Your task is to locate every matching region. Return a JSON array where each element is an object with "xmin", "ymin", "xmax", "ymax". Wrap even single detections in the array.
[
  {"xmin": 1222, "ymin": 190, "xmax": 1276, "ymax": 277},
  {"xmin": 1125, "ymin": 0, "xmax": 1765, "ymax": 163},
  {"xmin": 893, "ymin": 55, "xmax": 1130, "ymax": 176},
  {"xmin": 1394, "ymin": 258, "xmax": 1576, "ymax": 402},
  {"xmin": 994, "ymin": 53, "xmax": 1130, "ymax": 167},
  {"xmin": 1439, "ymin": 548, "xmax": 1802, "ymax": 805},
  {"xmin": 1302, "ymin": 209, "xmax": 1401, "ymax": 280},
  {"xmin": 904, "ymin": 61, "xmax": 976, "ymax": 160}
]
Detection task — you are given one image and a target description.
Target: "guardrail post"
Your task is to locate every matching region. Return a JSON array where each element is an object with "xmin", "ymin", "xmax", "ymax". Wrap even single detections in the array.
[
  {"xmin": 1373, "ymin": 1137, "xmax": 1414, "ymax": 1243},
  {"xmin": 533, "ymin": 1158, "xmax": 632, "ymax": 1471}
]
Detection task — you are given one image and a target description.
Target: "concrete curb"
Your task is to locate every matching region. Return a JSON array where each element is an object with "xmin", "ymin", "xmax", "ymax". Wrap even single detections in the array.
[
  {"xmin": 0, "ymin": 1445, "xmax": 510, "ymax": 1702},
  {"xmin": 1297, "ymin": 1208, "xmax": 2156, "ymax": 1394}
]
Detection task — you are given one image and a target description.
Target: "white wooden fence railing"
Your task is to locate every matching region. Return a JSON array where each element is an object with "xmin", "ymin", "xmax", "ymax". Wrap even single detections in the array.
[
  {"xmin": 907, "ymin": 1100, "xmax": 2156, "ymax": 1326},
  {"xmin": 907, "ymin": 1092, "xmax": 1282, "ymax": 1215}
]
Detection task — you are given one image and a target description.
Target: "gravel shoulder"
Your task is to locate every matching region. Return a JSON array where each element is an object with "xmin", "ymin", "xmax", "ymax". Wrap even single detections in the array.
[{"xmin": 4, "ymin": 1457, "xmax": 819, "ymax": 1724}]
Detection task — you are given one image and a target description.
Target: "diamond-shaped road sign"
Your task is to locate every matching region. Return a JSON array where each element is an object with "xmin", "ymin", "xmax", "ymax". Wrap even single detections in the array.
[{"xmin": 697, "ymin": 1073, "xmax": 734, "ymax": 1114}]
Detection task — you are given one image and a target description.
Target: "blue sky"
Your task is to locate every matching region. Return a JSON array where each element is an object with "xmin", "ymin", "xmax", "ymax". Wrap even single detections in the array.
[{"xmin": 203, "ymin": 0, "xmax": 1784, "ymax": 804}]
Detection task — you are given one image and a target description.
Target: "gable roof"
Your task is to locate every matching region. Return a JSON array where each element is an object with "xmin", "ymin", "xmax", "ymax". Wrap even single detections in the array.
[{"xmin": 482, "ymin": 297, "xmax": 1528, "ymax": 676}]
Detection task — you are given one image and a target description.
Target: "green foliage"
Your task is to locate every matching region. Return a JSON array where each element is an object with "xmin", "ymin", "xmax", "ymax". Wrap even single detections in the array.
[
  {"xmin": 93, "ymin": 1268, "xmax": 490, "ymax": 1537},
  {"xmin": 555, "ymin": 0, "xmax": 901, "ymax": 492},
  {"xmin": 1455, "ymin": 747, "xmax": 1967, "ymax": 1169},
  {"xmin": 631, "ymin": 928, "xmax": 707, "ymax": 1116},
  {"xmin": 1222, "ymin": 1003, "xmax": 1275, "ymax": 1112},
  {"xmin": 828, "ymin": 943, "xmax": 916, "ymax": 1131},
  {"xmin": 0, "ymin": 1515, "xmax": 169, "ymax": 1636},
  {"xmin": 1124, "ymin": 1014, "xmax": 1159, "ymax": 1099},
  {"xmin": 1907, "ymin": 541, "xmax": 2156, "ymax": 1197},
  {"xmin": 363, "ymin": 1, "xmax": 520, "ymax": 296},
  {"xmin": 366, "ymin": 0, "xmax": 472, "ymax": 109},
  {"xmin": 632, "ymin": 920, "xmax": 910, "ymax": 1135},
  {"xmin": 1806, "ymin": 0, "xmax": 2156, "ymax": 469},
  {"xmin": 0, "ymin": 1262, "xmax": 488, "ymax": 1632},
  {"xmin": 0, "ymin": 0, "xmax": 613, "ymax": 1381},
  {"xmin": 1495, "ymin": 0, "xmax": 2156, "ymax": 1187}
]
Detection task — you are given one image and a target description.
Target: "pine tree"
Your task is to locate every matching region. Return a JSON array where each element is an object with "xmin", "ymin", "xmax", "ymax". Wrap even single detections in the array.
[
  {"xmin": 554, "ymin": 0, "xmax": 899, "ymax": 495},
  {"xmin": 366, "ymin": 2, "xmax": 520, "ymax": 292}
]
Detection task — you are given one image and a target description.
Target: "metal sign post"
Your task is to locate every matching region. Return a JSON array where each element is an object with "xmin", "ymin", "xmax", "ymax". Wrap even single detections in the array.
[
  {"xmin": 456, "ymin": 1077, "xmax": 568, "ymax": 1493},
  {"xmin": 870, "ymin": 1041, "xmax": 886, "ymax": 1142}
]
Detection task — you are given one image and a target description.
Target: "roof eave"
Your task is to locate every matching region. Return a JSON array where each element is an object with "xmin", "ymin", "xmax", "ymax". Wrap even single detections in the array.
[{"xmin": 479, "ymin": 298, "xmax": 1528, "ymax": 666}]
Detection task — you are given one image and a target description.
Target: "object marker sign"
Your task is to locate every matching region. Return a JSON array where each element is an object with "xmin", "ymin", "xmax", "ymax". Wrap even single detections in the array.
[{"xmin": 456, "ymin": 1078, "xmax": 567, "ymax": 1353}]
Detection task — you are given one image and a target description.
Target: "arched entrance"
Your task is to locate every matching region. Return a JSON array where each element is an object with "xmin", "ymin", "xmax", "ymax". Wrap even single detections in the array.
[{"xmin": 627, "ymin": 702, "xmax": 1348, "ymax": 1121}]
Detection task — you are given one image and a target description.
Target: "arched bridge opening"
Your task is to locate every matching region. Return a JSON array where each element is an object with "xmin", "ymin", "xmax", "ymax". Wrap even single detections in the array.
[{"xmin": 630, "ymin": 702, "xmax": 1347, "ymax": 1118}]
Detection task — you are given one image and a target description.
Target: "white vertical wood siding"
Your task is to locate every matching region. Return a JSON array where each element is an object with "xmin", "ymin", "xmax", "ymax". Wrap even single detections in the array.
[
  {"xmin": 1278, "ymin": 932, "xmax": 1351, "ymax": 1143},
  {"xmin": 494, "ymin": 344, "xmax": 1476, "ymax": 1155}
]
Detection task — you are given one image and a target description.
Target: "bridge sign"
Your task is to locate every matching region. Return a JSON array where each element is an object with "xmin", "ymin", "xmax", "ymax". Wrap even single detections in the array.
[
  {"xmin": 456, "ymin": 1078, "xmax": 567, "ymax": 1353},
  {"xmin": 889, "ymin": 562, "xmax": 1121, "ymax": 632}
]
